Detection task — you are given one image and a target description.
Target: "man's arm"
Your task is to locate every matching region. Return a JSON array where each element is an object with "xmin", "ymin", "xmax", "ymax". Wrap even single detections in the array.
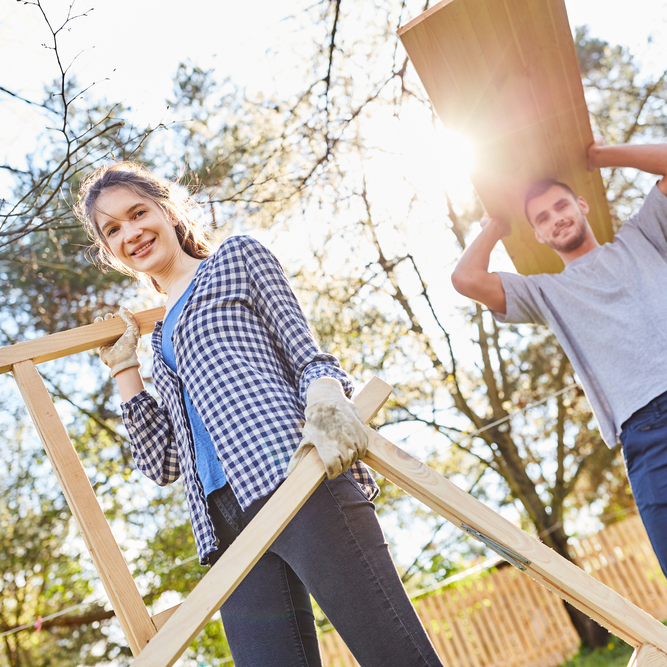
[
  {"xmin": 451, "ymin": 216, "xmax": 510, "ymax": 314},
  {"xmin": 588, "ymin": 141, "xmax": 667, "ymax": 195}
]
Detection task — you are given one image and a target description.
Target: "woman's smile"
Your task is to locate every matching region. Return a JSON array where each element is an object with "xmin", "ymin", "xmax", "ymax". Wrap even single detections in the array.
[{"xmin": 130, "ymin": 238, "xmax": 156, "ymax": 257}]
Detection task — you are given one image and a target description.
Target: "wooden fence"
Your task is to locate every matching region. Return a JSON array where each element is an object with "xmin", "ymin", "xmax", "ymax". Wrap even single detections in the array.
[{"xmin": 319, "ymin": 513, "xmax": 667, "ymax": 667}]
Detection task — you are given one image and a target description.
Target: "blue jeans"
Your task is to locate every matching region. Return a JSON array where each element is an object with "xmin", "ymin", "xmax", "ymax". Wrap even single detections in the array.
[
  {"xmin": 621, "ymin": 390, "xmax": 667, "ymax": 577},
  {"xmin": 207, "ymin": 472, "xmax": 443, "ymax": 667}
]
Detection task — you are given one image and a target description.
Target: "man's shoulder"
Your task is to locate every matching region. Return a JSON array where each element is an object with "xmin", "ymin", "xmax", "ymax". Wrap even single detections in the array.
[
  {"xmin": 618, "ymin": 184, "xmax": 667, "ymax": 231},
  {"xmin": 497, "ymin": 269, "xmax": 571, "ymax": 311}
]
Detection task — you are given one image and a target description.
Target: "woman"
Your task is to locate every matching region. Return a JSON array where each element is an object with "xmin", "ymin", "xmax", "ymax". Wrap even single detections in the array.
[{"xmin": 77, "ymin": 162, "xmax": 443, "ymax": 667}]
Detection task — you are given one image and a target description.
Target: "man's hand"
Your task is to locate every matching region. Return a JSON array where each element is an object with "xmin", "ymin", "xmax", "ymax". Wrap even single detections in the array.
[
  {"xmin": 451, "ymin": 215, "xmax": 509, "ymax": 314},
  {"xmin": 480, "ymin": 215, "xmax": 511, "ymax": 239},
  {"xmin": 95, "ymin": 306, "xmax": 141, "ymax": 378},
  {"xmin": 586, "ymin": 136, "xmax": 607, "ymax": 171},
  {"xmin": 287, "ymin": 377, "xmax": 368, "ymax": 479},
  {"xmin": 585, "ymin": 139, "xmax": 667, "ymax": 194}
]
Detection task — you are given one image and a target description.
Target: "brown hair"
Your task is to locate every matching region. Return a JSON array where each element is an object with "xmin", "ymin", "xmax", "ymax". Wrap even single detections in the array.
[
  {"xmin": 524, "ymin": 178, "xmax": 577, "ymax": 223},
  {"xmin": 75, "ymin": 162, "xmax": 211, "ymax": 293}
]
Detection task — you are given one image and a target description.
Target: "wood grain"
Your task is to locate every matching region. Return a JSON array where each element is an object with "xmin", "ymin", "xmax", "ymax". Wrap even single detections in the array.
[
  {"xmin": 139, "ymin": 389, "xmax": 667, "ymax": 665},
  {"xmin": 398, "ymin": 0, "xmax": 613, "ymax": 275},
  {"xmin": 628, "ymin": 644, "xmax": 667, "ymax": 667},
  {"xmin": 12, "ymin": 360, "xmax": 157, "ymax": 655},
  {"xmin": 320, "ymin": 513, "xmax": 667, "ymax": 667},
  {"xmin": 0, "ymin": 307, "xmax": 165, "ymax": 375}
]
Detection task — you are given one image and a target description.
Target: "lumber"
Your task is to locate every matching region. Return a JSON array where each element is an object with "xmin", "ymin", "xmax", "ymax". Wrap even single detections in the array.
[
  {"xmin": 131, "ymin": 377, "xmax": 392, "ymax": 665},
  {"xmin": 363, "ymin": 428, "xmax": 667, "ymax": 650},
  {"xmin": 398, "ymin": 0, "xmax": 613, "ymax": 275},
  {"xmin": 12, "ymin": 360, "xmax": 157, "ymax": 656},
  {"xmin": 627, "ymin": 644, "xmax": 667, "ymax": 667},
  {"xmin": 0, "ymin": 306, "xmax": 165, "ymax": 375},
  {"xmin": 134, "ymin": 448, "xmax": 325, "ymax": 666},
  {"xmin": 150, "ymin": 606, "xmax": 179, "ymax": 632}
]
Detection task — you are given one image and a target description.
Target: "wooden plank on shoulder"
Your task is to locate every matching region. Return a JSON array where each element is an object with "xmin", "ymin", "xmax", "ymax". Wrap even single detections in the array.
[{"xmin": 398, "ymin": 0, "xmax": 613, "ymax": 275}]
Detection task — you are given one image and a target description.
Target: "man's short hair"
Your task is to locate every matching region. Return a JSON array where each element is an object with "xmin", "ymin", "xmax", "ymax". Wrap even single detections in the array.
[{"xmin": 524, "ymin": 178, "xmax": 577, "ymax": 221}]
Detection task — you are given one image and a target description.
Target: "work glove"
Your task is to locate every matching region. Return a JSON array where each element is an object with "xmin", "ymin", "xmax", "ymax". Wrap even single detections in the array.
[
  {"xmin": 287, "ymin": 377, "xmax": 368, "ymax": 479},
  {"xmin": 95, "ymin": 306, "xmax": 141, "ymax": 378}
]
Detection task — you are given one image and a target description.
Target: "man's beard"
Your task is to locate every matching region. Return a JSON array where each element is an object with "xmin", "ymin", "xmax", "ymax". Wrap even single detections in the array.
[{"xmin": 548, "ymin": 215, "xmax": 588, "ymax": 253}]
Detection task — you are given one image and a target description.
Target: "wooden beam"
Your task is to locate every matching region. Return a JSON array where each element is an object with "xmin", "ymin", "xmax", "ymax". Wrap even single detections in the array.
[
  {"xmin": 627, "ymin": 645, "xmax": 667, "ymax": 667},
  {"xmin": 12, "ymin": 360, "xmax": 157, "ymax": 656},
  {"xmin": 148, "ymin": 377, "xmax": 394, "ymax": 634},
  {"xmin": 398, "ymin": 0, "xmax": 613, "ymax": 275},
  {"xmin": 364, "ymin": 428, "xmax": 667, "ymax": 650},
  {"xmin": 132, "ymin": 377, "xmax": 392, "ymax": 665},
  {"xmin": 9, "ymin": 307, "xmax": 667, "ymax": 662},
  {"xmin": 0, "ymin": 307, "xmax": 165, "ymax": 375}
]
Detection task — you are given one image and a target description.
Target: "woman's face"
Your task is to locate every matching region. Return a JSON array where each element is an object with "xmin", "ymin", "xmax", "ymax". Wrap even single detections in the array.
[{"xmin": 95, "ymin": 186, "xmax": 183, "ymax": 277}]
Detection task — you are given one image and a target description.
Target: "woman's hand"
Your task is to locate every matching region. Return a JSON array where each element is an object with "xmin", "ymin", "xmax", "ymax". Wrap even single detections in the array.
[
  {"xmin": 287, "ymin": 378, "xmax": 368, "ymax": 479},
  {"xmin": 95, "ymin": 306, "xmax": 141, "ymax": 378}
]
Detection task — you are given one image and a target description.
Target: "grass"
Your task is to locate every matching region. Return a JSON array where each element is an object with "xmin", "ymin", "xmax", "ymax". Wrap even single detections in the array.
[{"xmin": 561, "ymin": 636, "xmax": 634, "ymax": 667}]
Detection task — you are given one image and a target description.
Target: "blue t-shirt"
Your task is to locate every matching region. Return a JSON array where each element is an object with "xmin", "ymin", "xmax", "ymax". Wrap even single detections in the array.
[{"xmin": 161, "ymin": 273, "xmax": 226, "ymax": 496}]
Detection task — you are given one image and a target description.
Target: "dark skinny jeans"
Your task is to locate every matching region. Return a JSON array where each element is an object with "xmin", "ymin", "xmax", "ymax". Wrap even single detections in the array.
[
  {"xmin": 207, "ymin": 472, "xmax": 444, "ymax": 667},
  {"xmin": 621, "ymin": 389, "xmax": 667, "ymax": 577}
]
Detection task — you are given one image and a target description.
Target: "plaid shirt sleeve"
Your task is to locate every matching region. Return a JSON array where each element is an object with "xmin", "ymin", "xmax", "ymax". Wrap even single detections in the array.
[
  {"xmin": 242, "ymin": 237, "xmax": 355, "ymax": 404},
  {"xmin": 121, "ymin": 390, "xmax": 181, "ymax": 485}
]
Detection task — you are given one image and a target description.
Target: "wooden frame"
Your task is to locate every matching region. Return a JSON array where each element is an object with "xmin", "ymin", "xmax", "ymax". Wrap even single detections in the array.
[
  {"xmin": 4, "ymin": 310, "xmax": 667, "ymax": 667},
  {"xmin": 397, "ymin": 0, "xmax": 614, "ymax": 275}
]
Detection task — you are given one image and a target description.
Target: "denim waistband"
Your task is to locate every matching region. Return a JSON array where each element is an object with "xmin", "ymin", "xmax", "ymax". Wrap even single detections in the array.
[{"xmin": 622, "ymin": 389, "xmax": 667, "ymax": 430}]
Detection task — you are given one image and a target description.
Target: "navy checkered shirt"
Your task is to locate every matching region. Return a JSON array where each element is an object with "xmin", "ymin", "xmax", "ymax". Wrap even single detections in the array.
[{"xmin": 121, "ymin": 235, "xmax": 379, "ymax": 564}]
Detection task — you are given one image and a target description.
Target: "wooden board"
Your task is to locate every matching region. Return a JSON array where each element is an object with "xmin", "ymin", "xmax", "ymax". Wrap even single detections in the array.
[
  {"xmin": 398, "ymin": 0, "xmax": 613, "ymax": 275},
  {"xmin": 628, "ymin": 645, "xmax": 667, "ymax": 667},
  {"xmin": 364, "ymin": 429, "xmax": 667, "ymax": 650},
  {"xmin": 137, "ymin": 409, "xmax": 667, "ymax": 665},
  {"xmin": 9, "ymin": 309, "xmax": 667, "ymax": 664},
  {"xmin": 0, "ymin": 307, "xmax": 165, "ymax": 375},
  {"xmin": 12, "ymin": 360, "xmax": 157, "ymax": 655}
]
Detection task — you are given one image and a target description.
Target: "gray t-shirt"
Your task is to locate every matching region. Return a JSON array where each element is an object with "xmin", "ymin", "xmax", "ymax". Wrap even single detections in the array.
[{"xmin": 494, "ymin": 185, "xmax": 667, "ymax": 447}]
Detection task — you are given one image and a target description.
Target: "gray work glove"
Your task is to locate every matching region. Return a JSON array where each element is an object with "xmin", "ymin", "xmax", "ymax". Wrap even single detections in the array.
[
  {"xmin": 95, "ymin": 306, "xmax": 141, "ymax": 378},
  {"xmin": 287, "ymin": 377, "xmax": 368, "ymax": 479}
]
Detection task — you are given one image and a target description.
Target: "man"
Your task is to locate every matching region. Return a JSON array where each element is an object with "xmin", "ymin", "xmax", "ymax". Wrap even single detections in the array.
[{"xmin": 451, "ymin": 141, "xmax": 667, "ymax": 574}]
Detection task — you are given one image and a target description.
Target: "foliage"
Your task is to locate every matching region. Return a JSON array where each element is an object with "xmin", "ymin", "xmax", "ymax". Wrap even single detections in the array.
[{"xmin": 561, "ymin": 636, "xmax": 633, "ymax": 667}]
